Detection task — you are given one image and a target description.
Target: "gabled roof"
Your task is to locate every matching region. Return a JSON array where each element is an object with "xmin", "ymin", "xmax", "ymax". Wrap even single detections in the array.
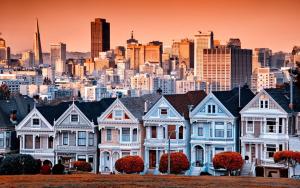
[
  {"xmin": 0, "ymin": 95, "xmax": 34, "ymax": 128},
  {"xmin": 37, "ymin": 98, "xmax": 116, "ymax": 125},
  {"xmin": 164, "ymin": 90, "xmax": 207, "ymax": 119},
  {"xmin": 213, "ymin": 86, "xmax": 255, "ymax": 116},
  {"xmin": 264, "ymin": 85, "xmax": 300, "ymax": 113},
  {"xmin": 120, "ymin": 94, "xmax": 161, "ymax": 120}
]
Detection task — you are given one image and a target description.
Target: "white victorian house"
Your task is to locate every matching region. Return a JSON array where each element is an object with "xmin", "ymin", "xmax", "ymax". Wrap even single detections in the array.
[
  {"xmin": 143, "ymin": 91, "xmax": 206, "ymax": 174},
  {"xmin": 16, "ymin": 105, "xmax": 55, "ymax": 164},
  {"xmin": 98, "ymin": 94, "xmax": 159, "ymax": 173},
  {"xmin": 240, "ymin": 87, "xmax": 297, "ymax": 177},
  {"xmin": 189, "ymin": 87, "xmax": 254, "ymax": 175}
]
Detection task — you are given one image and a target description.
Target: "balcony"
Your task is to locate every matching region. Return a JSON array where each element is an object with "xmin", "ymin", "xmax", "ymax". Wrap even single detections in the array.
[{"xmin": 144, "ymin": 138, "xmax": 186, "ymax": 146}]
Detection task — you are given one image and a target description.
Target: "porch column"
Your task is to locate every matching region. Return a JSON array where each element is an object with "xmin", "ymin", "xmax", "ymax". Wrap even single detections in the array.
[
  {"xmin": 249, "ymin": 143, "xmax": 252, "ymax": 163},
  {"xmin": 145, "ymin": 147, "xmax": 149, "ymax": 169},
  {"xmin": 86, "ymin": 131, "xmax": 88, "ymax": 147},
  {"xmin": 241, "ymin": 143, "xmax": 246, "ymax": 159},
  {"xmin": 155, "ymin": 149, "xmax": 159, "ymax": 169},
  {"xmin": 33, "ymin": 135, "xmax": 35, "ymax": 149},
  {"xmin": 255, "ymin": 143, "xmax": 258, "ymax": 161},
  {"xmin": 130, "ymin": 127, "xmax": 132, "ymax": 142},
  {"xmin": 99, "ymin": 152, "xmax": 102, "ymax": 173}
]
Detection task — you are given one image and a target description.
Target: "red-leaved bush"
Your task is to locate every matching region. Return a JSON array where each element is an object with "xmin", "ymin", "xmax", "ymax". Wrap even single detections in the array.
[
  {"xmin": 274, "ymin": 150, "xmax": 300, "ymax": 176},
  {"xmin": 159, "ymin": 152, "xmax": 190, "ymax": 174},
  {"xmin": 213, "ymin": 151, "xmax": 243, "ymax": 176},
  {"xmin": 40, "ymin": 165, "xmax": 51, "ymax": 175},
  {"xmin": 115, "ymin": 156, "xmax": 144, "ymax": 174},
  {"xmin": 73, "ymin": 161, "xmax": 92, "ymax": 172}
]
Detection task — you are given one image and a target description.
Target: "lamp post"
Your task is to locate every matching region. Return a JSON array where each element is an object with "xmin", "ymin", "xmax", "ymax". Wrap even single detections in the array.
[{"xmin": 168, "ymin": 130, "xmax": 176, "ymax": 175}]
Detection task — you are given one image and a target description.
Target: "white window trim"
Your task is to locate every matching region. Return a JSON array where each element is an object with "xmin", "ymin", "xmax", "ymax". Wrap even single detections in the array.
[
  {"xmin": 31, "ymin": 118, "xmax": 41, "ymax": 127},
  {"xmin": 106, "ymin": 129, "xmax": 112, "ymax": 142},
  {"xmin": 62, "ymin": 132, "xmax": 69, "ymax": 146},
  {"xmin": 246, "ymin": 121, "xmax": 254, "ymax": 134},
  {"xmin": 70, "ymin": 114, "xmax": 79, "ymax": 123},
  {"xmin": 113, "ymin": 109, "xmax": 123, "ymax": 120},
  {"xmin": 198, "ymin": 125, "xmax": 204, "ymax": 137},
  {"xmin": 160, "ymin": 108, "xmax": 168, "ymax": 116},
  {"xmin": 259, "ymin": 99, "xmax": 269, "ymax": 109}
]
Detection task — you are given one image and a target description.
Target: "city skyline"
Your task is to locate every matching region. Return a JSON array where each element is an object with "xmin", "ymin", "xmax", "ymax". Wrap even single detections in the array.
[{"xmin": 1, "ymin": 0, "xmax": 300, "ymax": 53}]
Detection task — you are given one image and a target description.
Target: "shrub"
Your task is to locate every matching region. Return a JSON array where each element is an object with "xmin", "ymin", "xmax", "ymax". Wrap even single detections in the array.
[
  {"xmin": 73, "ymin": 161, "xmax": 92, "ymax": 172},
  {"xmin": 43, "ymin": 160, "xmax": 52, "ymax": 167},
  {"xmin": 52, "ymin": 161, "xmax": 65, "ymax": 174},
  {"xmin": 159, "ymin": 152, "xmax": 190, "ymax": 174},
  {"xmin": 115, "ymin": 155, "xmax": 144, "ymax": 174},
  {"xmin": 0, "ymin": 154, "xmax": 40, "ymax": 175},
  {"xmin": 40, "ymin": 165, "xmax": 51, "ymax": 175},
  {"xmin": 213, "ymin": 151, "xmax": 243, "ymax": 176},
  {"xmin": 274, "ymin": 150, "xmax": 300, "ymax": 176}
]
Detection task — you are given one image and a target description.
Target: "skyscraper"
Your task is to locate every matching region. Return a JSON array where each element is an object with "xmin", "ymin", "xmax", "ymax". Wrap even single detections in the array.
[
  {"xmin": 172, "ymin": 38, "xmax": 194, "ymax": 69},
  {"xmin": 50, "ymin": 43, "xmax": 66, "ymax": 76},
  {"xmin": 194, "ymin": 31, "xmax": 214, "ymax": 80},
  {"xmin": 33, "ymin": 19, "xmax": 43, "ymax": 66},
  {"xmin": 202, "ymin": 45, "xmax": 252, "ymax": 91},
  {"xmin": 91, "ymin": 18, "xmax": 110, "ymax": 59}
]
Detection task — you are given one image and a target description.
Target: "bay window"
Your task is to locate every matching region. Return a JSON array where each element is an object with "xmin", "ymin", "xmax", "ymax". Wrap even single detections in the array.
[
  {"xmin": 88, "ymin": 133, "xmax": 94, "ymax": 146},
  {"xmin": 215, "ymin": 122, "xmax": 224, "ymax": 137},
  {"xmin": 25, "ymin": 135, "xmax": 33, "ymax": 149},
  {"xmin": 266, "ymin": 144, "xmax": 276, "ymax": 158},
  {"xmin": 121, "ymin": 128, "xmax": 130, "ymax": 142},
  {"xmin": 227, "ymin": 124, "xmax": 232, "ymax": 138},
  {"xmin": 0, "ymin": 133, "xmax": 4, "ymax": 148},
  {"xmin": 132, "ymin": 128, "xmax": 137, "ymax": 142},
  {"xmin": 246, "ymin": 121, "xmax": 254, "ymax": 133},
  {"xmin": 266, "ymin": 118, "xmax": 276, "ymax": 133},
  {"xmin": 106, "ymin": 129, "xmax": 112, "ymax": 141},
  {"xmin": 168, "ymin": 125, "xmax": 176, "ymax": 139}
]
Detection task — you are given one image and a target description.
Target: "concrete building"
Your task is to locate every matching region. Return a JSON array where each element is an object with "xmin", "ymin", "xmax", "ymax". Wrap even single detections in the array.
[
  {"xmin": 253, "ymin": 48, "xmax": 272, "ymax": 70},
  {"xmin": 194, "ymin": 31, "xmax": 214, "ymax": 80},
  {"xmin": 0, "ymin": 37, "xmax": 10, "ymax": 64},
  {"xmin": 50, "ymin": 43, "xmax": 66, "ymax": 76},
  {"xmin": 91, "ymin": 18, "xmax": 110, "ymax": 59},
  {"xmin": 251, "ymin": 67, "xmax": 277, "ymax": 93},
  {"xmin": 202, "ymin": 46, "xmax": 252, "ymax": 91},
  {"xmin": 172, "ymin": 39, "xmax": 194, "ymax": 69},
  {"xmin": 21, "ymin": 51, "xmax": 34, "ymax": 67}
]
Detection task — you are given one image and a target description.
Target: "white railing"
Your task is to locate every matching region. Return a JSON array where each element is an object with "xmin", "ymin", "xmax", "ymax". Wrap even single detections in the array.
[
  {"xmin": 20, "ymin": 148, "xmax": 53, "ymax": 154},
  {"xmin": 56, "ymin": 145, "xmax": 96, "ymax": 151},
  {"xmin": 144, "ymin": 139, "xmax": 186, "ymax": 145}
]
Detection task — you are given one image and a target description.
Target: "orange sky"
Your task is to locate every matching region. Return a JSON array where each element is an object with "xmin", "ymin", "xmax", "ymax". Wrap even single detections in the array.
[{"xmin": 1, "ymin": 0, "xmax": 300, "ymax": 53}]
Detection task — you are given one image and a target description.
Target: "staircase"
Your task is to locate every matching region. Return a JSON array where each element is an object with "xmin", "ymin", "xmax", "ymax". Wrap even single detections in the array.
[
  {"xmin": 189, "ymin": 167, "xmax": 201, "ymax": 176},
  {"xmin": 240, "ymin": 162, "xmax": 252, "ymax": 176}
]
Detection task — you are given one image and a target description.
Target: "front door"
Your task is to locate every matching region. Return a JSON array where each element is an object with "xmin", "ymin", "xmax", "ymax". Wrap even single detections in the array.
[
  {"xmin": 195, "ymin": 145, "xmax": 204, "ymax": 166},
  {"xmin": 251, "ymin": 145, "xmax": 256, "ymax": 162},
  {"xmin": 149, "ymin": 150, "xmax": 156, "ymax": 169}
]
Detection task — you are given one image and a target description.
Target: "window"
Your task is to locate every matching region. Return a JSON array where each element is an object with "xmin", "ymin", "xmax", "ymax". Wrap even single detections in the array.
[
  {"xmin": 32, "ymin": 118, "xmax": 40, "ymax": 126},
  {"xmin": 48, "ymin": 136, "xmax": 53, "ymax": 149},
  {"xmin": 208, "ymin": 105, "xmax": 216, "ymax": 114},
  {"xmin": 266, "ymin": 118, "xmax": 276, "ymax": 133},
  {"xmin": 215, "ymin": 123, "xmax": 224, "ymax": 137},
  {"xmin": 106, "ymin": 129, "xmax": 112, "ymax": 141},
  {"xmin": 78, "ymin": 131, "xmax": 86, "ymax": 146},
  {"xmin": 210, "ymin": 124, "xmax": 213, "ymax": 137},
  {"xmin": 266, "ymin": 144, "xmax": 276, "ymax": 158},
  {"xmin": 114, "ymin": 110, "xmax": 123, "ymax": 120},
  {"xmin": 151, "ymin": 126, "xmax": 157, "ymax": 138},
  {"xmin": 279, "ymin": 144, "xmax": 283, "ymax": 151},
  {"xmin": 88, "ymin": 133, "xmax": 94, "ymax": 146},
  {"xmin": 35, "ymin": 136, "xmax": 40, "ymax": 149},
  {"xmin": 0, "ymin": 133, "xmax": 4, "ymax": 148},
  {"xmin": 71, "ymin": 114, "xmax": 79, "ymax": 122},
  {"xmin": 279, "ymin": 118, "xmax": 283, "ymax": 133},
  {"xmin": 198, "ymin": 127, "xmax": 203, "ymax": 136},
  {"xmin": 63, "ymin": 132, "xmax": 68, "ymax": 145},
  {"xmin": 5, "ymin": 132, "xmax": 10, "ymax": 147},
  {"xmin": 78, "ymin": 155, "xmax": 86, "ymax": 162},
  {"xmin": 160, "ymin": 108, "xmax": 168, "ymax": 115},
  {"xmin": 132, "ymin": 129, "xmax": 137, "ymax": 142},
  {"xmin": 163, "ymin": 127, "xmax": 166, "ymax": 139},
  {"xmin": 260, "ymin": 99, "xmax": 269, "ymax": 109},
  {"xmin": 247, "ymin": 121, "xmax": 254, "ymax": 133},
  {"xmin": 179, "ymin": 126, "xmax": 183, "ymax": 139},
  {"xmin": 25, "ymin": 135, "xmax": 33, "ymax": 149},
  {"xmin": 122, "ymin": 151, "xmax": 130, "ymax": 157},
  {"xmin": 168, "ymin": 125, "xmax": 176, "ymax": 139},
  {"xmin": 132, "ymin": 151, "xmax": 138, "ymax": 156},
  {"xmin": 215, "ymin": 147, "xmax": 224, "ymax": 155},
  {"xmin": 227, "ymin": 124, "xmax": 233, "ymax": 138},
  {"xmin": 121, "ymin": 128, "xmax": 130, "ymax": 142},
  {"xmin": 88, "ymin": 155, "xmax": 94, "ymax": 163}
]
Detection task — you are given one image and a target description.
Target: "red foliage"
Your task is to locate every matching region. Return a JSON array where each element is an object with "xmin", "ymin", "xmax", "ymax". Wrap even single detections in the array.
[
  {"xmin": 213, "ymin": 152, "xmax": 243, "ymax": 175},
  {"xmin": 72, "ymin": 161, "xmax": 92, "ymax": 172},
  {"xmin": 40, "ymin": 165, "xmax": 51, "ymax": 175},
  {"xmin": 115, "ymin": 156, "xmax": 144, "ymax": 174},
  {"xmin": 159, "ymin": 152, "xmax": 190, "ymax": 174},
  {"xmin": 273, "ymin": 150, "xmax": 300, "ymax": 172}
]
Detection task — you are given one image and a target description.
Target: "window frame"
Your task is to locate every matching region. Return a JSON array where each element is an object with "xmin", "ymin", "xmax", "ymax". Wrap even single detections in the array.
[
  {"xmin": 63, "ymin": 132, "xmax": 69, "ymax": 145},
  {"xmin": 0, "ymin": 132, "xmax": 4, "ymax": 148},
  {"xmin": 88, "ymin": 133, "xmax": 94, "ymax": 146},
  {"xmin": 78, "ymin": 131, "xmax": 86, "ymax": 146},
  {"xmin": 114, "ymin": 110, "xmax": 123, "ymax": 120},
  {"xmin": 246, "ymin": 121, "xmax": 254, "ymax": 133},
  {"xmin": 106, "ymin": 129, "xmax": 112, "ymax": 141},
  {"xmin": 215, "ymin": 122, "xmax": 224, "ymax": 137},
  {"xmin": 266, "ymin": 118, "xmax": 276, "ymax": 133},
  {"xmin": 121, "ymin": 128, "xmax": 130, "ymax": 142},
  {"xmin": 160, "ymin": 108, "xmax": 168, "ymax": 116},
  {"xmin": 32, "ymin": 118, "xmax": 40, "ymax": 127},
  {"xmin": 70, "ymin": 114, "xmax": 79, "ymax": 123},
  {"xmin": 198, "ymin": 126, "xmax": 204, "ymax": 136}
]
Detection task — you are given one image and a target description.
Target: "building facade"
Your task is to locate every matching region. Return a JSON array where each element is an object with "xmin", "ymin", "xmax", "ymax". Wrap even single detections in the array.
[{"xmin": 91, "ymin": 18, "xmax": 110, "ymax": 59}]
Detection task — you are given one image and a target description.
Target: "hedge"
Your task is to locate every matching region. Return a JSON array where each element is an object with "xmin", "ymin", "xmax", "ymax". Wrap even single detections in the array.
[
  {"xmin": 159, "ymin": 152, "xmax": 190, "ymax": 174},
  {"xmin": 115, "ymin": 156, "xmax": 144, "ymax": 174}
]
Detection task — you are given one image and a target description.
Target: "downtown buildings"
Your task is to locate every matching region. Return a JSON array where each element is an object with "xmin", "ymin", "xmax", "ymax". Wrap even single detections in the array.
[{"xmin": 91, "ymin": 18, "xmax": 110, "ymax": 59}]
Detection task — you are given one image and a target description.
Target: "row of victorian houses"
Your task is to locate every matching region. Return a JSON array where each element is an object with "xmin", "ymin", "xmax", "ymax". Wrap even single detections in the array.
[{"xmin": 0, "ymin": 85, "xmax": 299, "ymax": 177}]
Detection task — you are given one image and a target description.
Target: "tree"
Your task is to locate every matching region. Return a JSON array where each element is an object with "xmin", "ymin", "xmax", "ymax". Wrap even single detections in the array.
[
  {"xmin": 72, "ymin": 161, "xmax": 92, "ymax": 172},
  {"xmin": 213, "ymin": 151, "xmax": 243, "ymax": 176},
  {"xmin": 52, "ymin": 160, "xmax": 65, "ymax": 174},
  {"xmin": 159, "ymin": 152, "xmax": 190, "ymax": 174},
  {"xmin": 115, "ymin": 156, "xmax": 144, "ymax": 174},
  {"xmin": 274, "ymin": 150, "xmax": 300, "ymax": 177}
]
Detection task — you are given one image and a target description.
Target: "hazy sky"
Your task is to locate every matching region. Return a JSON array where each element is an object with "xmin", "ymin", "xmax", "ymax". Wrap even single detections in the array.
[{"xmin": 1, "ymin": 0, "xmax": 300, "ymax": 53}]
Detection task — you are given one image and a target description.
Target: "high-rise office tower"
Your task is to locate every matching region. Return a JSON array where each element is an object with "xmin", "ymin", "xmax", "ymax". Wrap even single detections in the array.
[
  {"xmin": 202, "ymin": 45, "xmax": 252, "ymax": 91},
  {"xmin": 252, "ymin": 48, "xmax": 272, "ymax": 69},
  {"xmin": 21, "ymin": 51, "xmax": 34, "ymax": 67},
  {"xmin": 33, "ymin": 19, "xmax": 43, "ymax": 66},
  {"xmin": 172, "ymin": 38, "xmax": 194, "ymax": 69},
  {"xmin": 51, "ymin": 43, "xmax": 66, "ymax": 75},
  {"xmin": 0, "ymin": 37, "xmax": 10, "ymax": 64},
  {"xmin": 194, "ymin": 31, "xmax": 214, "ymax": 80},
  {"xmin": 91, "ymin": 18, "xmax": 110, "ymax": 59}
]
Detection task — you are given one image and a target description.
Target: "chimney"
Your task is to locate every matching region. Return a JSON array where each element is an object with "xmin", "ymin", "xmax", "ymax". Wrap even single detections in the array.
[{"xmin": 144, "ymin": 100, "xmax": 148, "ymax": 114}]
